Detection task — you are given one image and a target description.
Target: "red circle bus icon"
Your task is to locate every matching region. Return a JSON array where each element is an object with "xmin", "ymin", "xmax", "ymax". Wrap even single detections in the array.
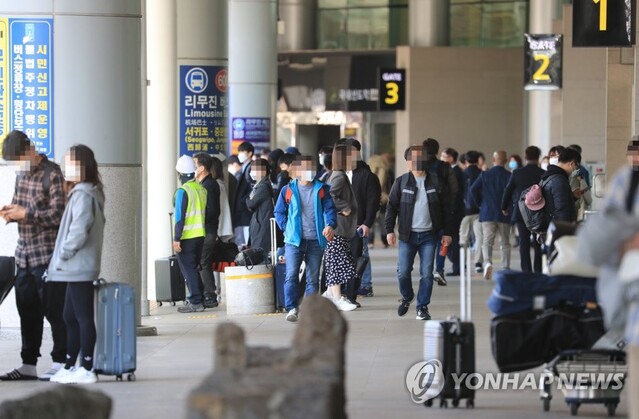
[{"xmin": 215, "ymin": 69, "xmax": 228, "ymax": 93}]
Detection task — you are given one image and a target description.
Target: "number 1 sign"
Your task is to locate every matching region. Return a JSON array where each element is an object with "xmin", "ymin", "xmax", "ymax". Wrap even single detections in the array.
[{"xmin": 573, "ymin": 0, "xmax": 635, "ymax": 47}]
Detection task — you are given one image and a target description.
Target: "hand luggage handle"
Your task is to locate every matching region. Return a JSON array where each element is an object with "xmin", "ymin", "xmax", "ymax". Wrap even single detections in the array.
[
  {"xmin": 459, "ymin": 246, "xmax": 472, "ymax": 322},
  {"xmin": 270, "ymin": 217, "xmax": 277, "ymax": 267},
  {"xmin": 169, "ymin": 212, "xmax": 175, "ymax": 256}
]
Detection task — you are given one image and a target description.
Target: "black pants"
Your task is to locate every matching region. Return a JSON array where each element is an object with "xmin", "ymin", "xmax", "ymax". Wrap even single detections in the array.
[
  {"xmin": 198, "ymin": 232, "xmax": 217, "ymax": 300},
  {"xmin": 15, "ymin": 264, "xmax": 67, "ymax": 365},
  {"xmin": 346, "ymin": 236, "xmax": 365, "ymax": 302},
  {"xmin": 517, "ymin": 221, "xmax": 543, "ymax": 273},
  {"xmin": 63, "ymin": 282, "xmax": 96, "ymax": 370}
]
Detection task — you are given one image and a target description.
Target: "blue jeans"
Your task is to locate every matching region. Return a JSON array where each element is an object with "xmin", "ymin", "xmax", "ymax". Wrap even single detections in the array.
[
  {"xmin": 284, "ymin": 239, "xmax": 323, "ymax": 311},
  {"xmin": 397, "ymin": 231, "xmax": 437, "ymax": 310},
  {"xmin": 360, "ymin": 236, "xmax": 373, "ymax": 288},
  {"xmin": 176, "ymin": 237, "xmax": 204, "ymax": 305},
  {"xmin": 435, "ymin": 230, "xmax": 460, "ymax": 273}
]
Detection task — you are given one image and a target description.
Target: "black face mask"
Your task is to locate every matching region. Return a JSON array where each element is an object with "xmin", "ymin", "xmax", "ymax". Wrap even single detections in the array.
[{"xmin": 179, "ymin": 174, "xmax": 194, "ymax": 185}]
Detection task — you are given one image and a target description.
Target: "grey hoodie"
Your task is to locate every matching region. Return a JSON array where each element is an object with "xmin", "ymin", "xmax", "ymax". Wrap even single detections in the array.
[{"xmin": 47, "ymin": 183, "xmax": 106, "ymax": 283}]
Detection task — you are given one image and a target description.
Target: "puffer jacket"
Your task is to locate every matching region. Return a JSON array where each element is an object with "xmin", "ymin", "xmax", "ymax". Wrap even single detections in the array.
[{"xmin": 540, "ymin": 165, "xmax": 576, "ymax": 223}]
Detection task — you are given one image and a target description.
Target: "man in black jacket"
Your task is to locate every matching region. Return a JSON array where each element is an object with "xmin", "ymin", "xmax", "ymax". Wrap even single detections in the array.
[
  {"xmin": 385, "ymin": 145, "xmax": 453, "ymax": 321},
  {"xmin": 459, "ymin": 151, "xmax": 484, "ymax": 273},
  {"xmin": 541, "ymin": 147, "xmax": 581, "ymax": 224},
  {"xmin": 194, "ymin": 153, "xmax": 221, "ymax": 308},
  {"xmin": 435, "ymin": 147, "xmax": 464, "ymax": 281},
  {"xmin": 233, "ymin": 142, "xmax": 255, "ymax": 249},
  {"xmin": 501, "ymin": 146, "xmax": 544, "ymax": 273},
  {"xmin": 336, "ymin": 138, "xmax": 381, "ymax": 304}
]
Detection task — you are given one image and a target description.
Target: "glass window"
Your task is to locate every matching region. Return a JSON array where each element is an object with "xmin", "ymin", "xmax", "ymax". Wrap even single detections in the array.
[
  {"xmin": 389, "ymin": 4, "xmax": 409, "ymax": 46},
  {"xmin": 481, "ymin": 1, "xmax": 527, "ymax": 47},
  {"xmin": 348, "ymin": 8, "xmax": 390, "ymax": 49},
  {"xmin": 319, "ymin": 0, "xmax": 347, "ymax": 9},
  {"xmin": 318, "ymin": 9, "xmax": 348, "ymax": 49},
  {"xmin": 451, "ymin": 3, "xmax": 482, "ymax": 46},
  {"xmin": 348, "ymin": 0, "xmax": 389, "ymax": 6}
]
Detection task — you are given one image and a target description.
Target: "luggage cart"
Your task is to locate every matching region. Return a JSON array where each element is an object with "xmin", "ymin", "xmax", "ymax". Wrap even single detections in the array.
[{"xmin": 540, "ymin": 349, "xmax": 627, "ymax": 416}]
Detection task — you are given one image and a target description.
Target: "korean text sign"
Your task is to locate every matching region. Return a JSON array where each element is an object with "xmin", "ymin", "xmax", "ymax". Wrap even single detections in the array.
[
  {"xmin": 0, "ymin": 18, "xmax": 53, "ymax": 158},
  {"xmin": 179, "ymin": 65, "xmax": 228, "ymax": 156},
  {"xmin": 230, "ymin": 117, "xmax": 270, "ymax": 155}
]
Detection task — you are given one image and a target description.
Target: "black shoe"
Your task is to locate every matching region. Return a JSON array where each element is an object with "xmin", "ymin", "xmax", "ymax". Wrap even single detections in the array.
[
  {"xmin": 434, "ymin": 271, "xmax": 448, "ymax": 286},
  {"xmin": 0, "ymin": 369, "xmax": 38, "ymax": 381},
  {"xmin": 397, "ymin": 296, "xmax": 414, "ymax": 317},
  {"xmin": 349, "ymin": 299, "xmax": 362, "ymax": 309},
  {"xmin": 446, "ymin": 271, "xmax": 460, "ymax": 277},
  {"xmin": 474, "ymin": 263, "xmax": 482, "ymax": 273},
  {"xmin": 203, "ymin": 297, "xmax": 218, "ymax": 308},
  {"xmin": 416, "ymin": 307, "xmax": 431, "ymax": 320}
]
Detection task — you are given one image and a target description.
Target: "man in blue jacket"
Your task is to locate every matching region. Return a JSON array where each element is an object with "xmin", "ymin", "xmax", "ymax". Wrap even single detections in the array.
[
  {"xmin": 459, "ymin": 151, "xmax": 484, "ymax": 273},
  {"xmin": 274, "ymin": 155, "xmax": 337, "ymax": 323},
  {"xmin": 470, "ymin": 150, "xmax": 512, "ymax": 279}
]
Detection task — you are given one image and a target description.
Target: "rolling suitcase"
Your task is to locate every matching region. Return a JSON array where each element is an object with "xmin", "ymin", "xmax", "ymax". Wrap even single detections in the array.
[
  {"xmin": 155, "ymin": 212, "xmax": 187, "ymax": 306},
  {"xmin": 423, "ymin": 246, "xmax": 475, "ymax": 408},
  {"xmin": 94, "ymin": 280, "xmax": 137, "ymax": 381}
]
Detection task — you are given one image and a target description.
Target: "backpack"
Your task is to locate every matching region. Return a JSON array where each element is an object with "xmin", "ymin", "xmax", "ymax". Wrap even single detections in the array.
[
  {"xmin": 519, "ymin": 177, "xmax": 553, "ymax": 233},
  {"xmin": 284, "ymin": 184, "xmax": 325, "ymax": 204}
]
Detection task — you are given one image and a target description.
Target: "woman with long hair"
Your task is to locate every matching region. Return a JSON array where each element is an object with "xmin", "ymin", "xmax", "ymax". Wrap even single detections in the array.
[{"xmin": 47, "ymin": 145, "xmax": 105, "ymax": 384}]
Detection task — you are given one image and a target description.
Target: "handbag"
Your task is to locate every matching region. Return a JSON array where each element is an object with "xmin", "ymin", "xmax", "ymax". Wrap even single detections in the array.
[
  {"xmin": 546, "ymin": 236, "xmax": 599, "ymax": 278},
  {"xmin": 0, "ymin": 256, "xmax": 16, "ymax": 306},
  {"xmin": 234, "ymin": 247, "xmax": 271, "ymax": 270}
]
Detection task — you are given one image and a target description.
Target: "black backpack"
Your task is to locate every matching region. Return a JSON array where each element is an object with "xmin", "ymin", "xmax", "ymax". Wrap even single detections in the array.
[{"xmin": 518, "ymin": 177, "xmax": 553, "ymax": 233}]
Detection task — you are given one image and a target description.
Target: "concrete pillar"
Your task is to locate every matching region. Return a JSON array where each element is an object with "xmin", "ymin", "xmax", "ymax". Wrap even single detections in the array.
[
  {"xmin": 526, "ymin": 0, "xmax": 560, "ymax": 154},
  {"xmin": 146, "ymin": 0, "xmax": 228, "ymax": 309},
  {"xmin": 229, "ymin": 0, "xmax": 278, "ymax": 149},
  {"xmin": 409, "ymin": 0, "xmax": 450, "ymax": 46},
  {"xmin": 277, "ymin": 0, "xmax": 315, "ymax": 51},
  {"xmin": 0, "ymin": 1, "xmax": 144, "ymax": 326},
  {"xmin": 146, "ymin": 0, "xmax": 178, "ymax": 308}
]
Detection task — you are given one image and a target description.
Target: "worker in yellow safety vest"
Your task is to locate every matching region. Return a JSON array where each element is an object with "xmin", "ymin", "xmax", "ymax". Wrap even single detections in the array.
[{"xmin": 173, "ymin": 155, "xmax": 208, "ymax": 313}]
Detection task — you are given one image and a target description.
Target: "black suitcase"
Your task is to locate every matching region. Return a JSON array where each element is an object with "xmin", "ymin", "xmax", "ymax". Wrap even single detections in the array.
[
  {"xmin": 155, "ymin": 256, "xmax": 186, "ymax": 306},
  {"xmin": 423, "ymin": 247, "xmax": 475, "ymax": 408},
  {"xmin": 491, "ymin": 305, "xmax": 605, "ymax": 373},
  {"xmin": 155, "ymin": 212, "xmax": 187, "ymax": 306}
]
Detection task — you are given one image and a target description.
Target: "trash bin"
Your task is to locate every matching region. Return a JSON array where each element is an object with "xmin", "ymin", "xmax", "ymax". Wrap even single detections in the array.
[{"xmin": 224, "ymin": 264, "xmax": 274, "ymax": 315}]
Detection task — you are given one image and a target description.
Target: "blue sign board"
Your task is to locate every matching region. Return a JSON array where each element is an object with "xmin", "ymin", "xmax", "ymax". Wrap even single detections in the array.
[
  {"xmin": 230, "ymin": 117, "xmax": 270, "ymax": 155},
  {"xmin": 179, "ymin": 64, "xmax": 228, "ymax": 156},
  {"xmin": 2, "ymin": 18, "xmax": 54, "ymax": 158}
]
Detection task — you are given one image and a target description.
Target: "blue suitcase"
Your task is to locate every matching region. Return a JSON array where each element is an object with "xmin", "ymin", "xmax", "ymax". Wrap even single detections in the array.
[
  {"xmin": 487, "ymin": 271, "xmax": 597, "ymax": 317},
  {"xmin": 94, "ymin": 281, "xmax": 137, "ymax": 381}
]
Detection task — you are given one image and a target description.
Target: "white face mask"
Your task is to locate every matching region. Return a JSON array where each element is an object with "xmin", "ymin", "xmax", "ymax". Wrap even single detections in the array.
[
  {"xmin": 549, "ymin": 157, "xmax": 559, "ymax": 166},
  {"xmin": 299, "ymin": 170, "xmax": 313, "ymax": 182},
  {"xmin": 238, "ymin": 152, "xmax": 249, "ymax": 164},
  {"xmin": 541, "ymin": 163, "xmax": 549, "ymax": 171},
  {"xmin": 318, "ymin": 155, "xmax": 325, "ymax": 166},
  {"xmin": 65, "ymin": 163, "xmax": 82, "ymax": 182}
]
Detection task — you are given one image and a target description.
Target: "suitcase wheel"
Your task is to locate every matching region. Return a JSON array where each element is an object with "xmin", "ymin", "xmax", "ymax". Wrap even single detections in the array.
[
  {"xmin": 440, "ymin": 399, "xmax": 448, "ymax": 408},
  {"xmin": 606, "ymin": 402, "xmax": 617, "ymax": 417},
  {"xmin": 170, "ymin": 302, "xmax": 176, "ymax": 307},
  {"xmin": 452, "ymin": 399, "xmax": 460, "ymax": 408},
  {"xmin": 116, "ymin": 375, "xmax": 123, "ymax": 381},
  {"xmin": 158, "ymin": 302, "xmax": 163, "ymax": 307},
  {"xmin": 424, "ymin": 399, "xmax": 433, "ymax": 408},
  {"xmin": 127, "ymin": 373, "xmax": 136, "ymax": 382},
  {"xmin": 466, "ymin": 399, "xmax": 474, "ymax": 409},
  {"xmin": 569, "ymin": 402, "xmax": 579, "ymax": 416}
]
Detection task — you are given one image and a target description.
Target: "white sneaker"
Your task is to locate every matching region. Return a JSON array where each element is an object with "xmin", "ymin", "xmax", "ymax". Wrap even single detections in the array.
[
  {"xmin": 286, "ymin": 308, "xmax": 299, "ymax": 322},
  {"xmin": 38, "ymin": 362, "xmax": 63, "ymax": 381},
  {"xmin": 64, "ymin": 367, "xmax": 97, "ymax": 384},
  {"xmin": 483, "ymin": 262, "xmax": 493, "ymax": 280},
  {"xmin": 321, "ymin": 289, "xmax": 333, "ymax": 299},
  {"xmin": 50, "ymin": 367, "xmax": 76, "ymax": 383},
  {"xmin": 334, "ymin": 296, "xmax": 357, "ymax": 312}
]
